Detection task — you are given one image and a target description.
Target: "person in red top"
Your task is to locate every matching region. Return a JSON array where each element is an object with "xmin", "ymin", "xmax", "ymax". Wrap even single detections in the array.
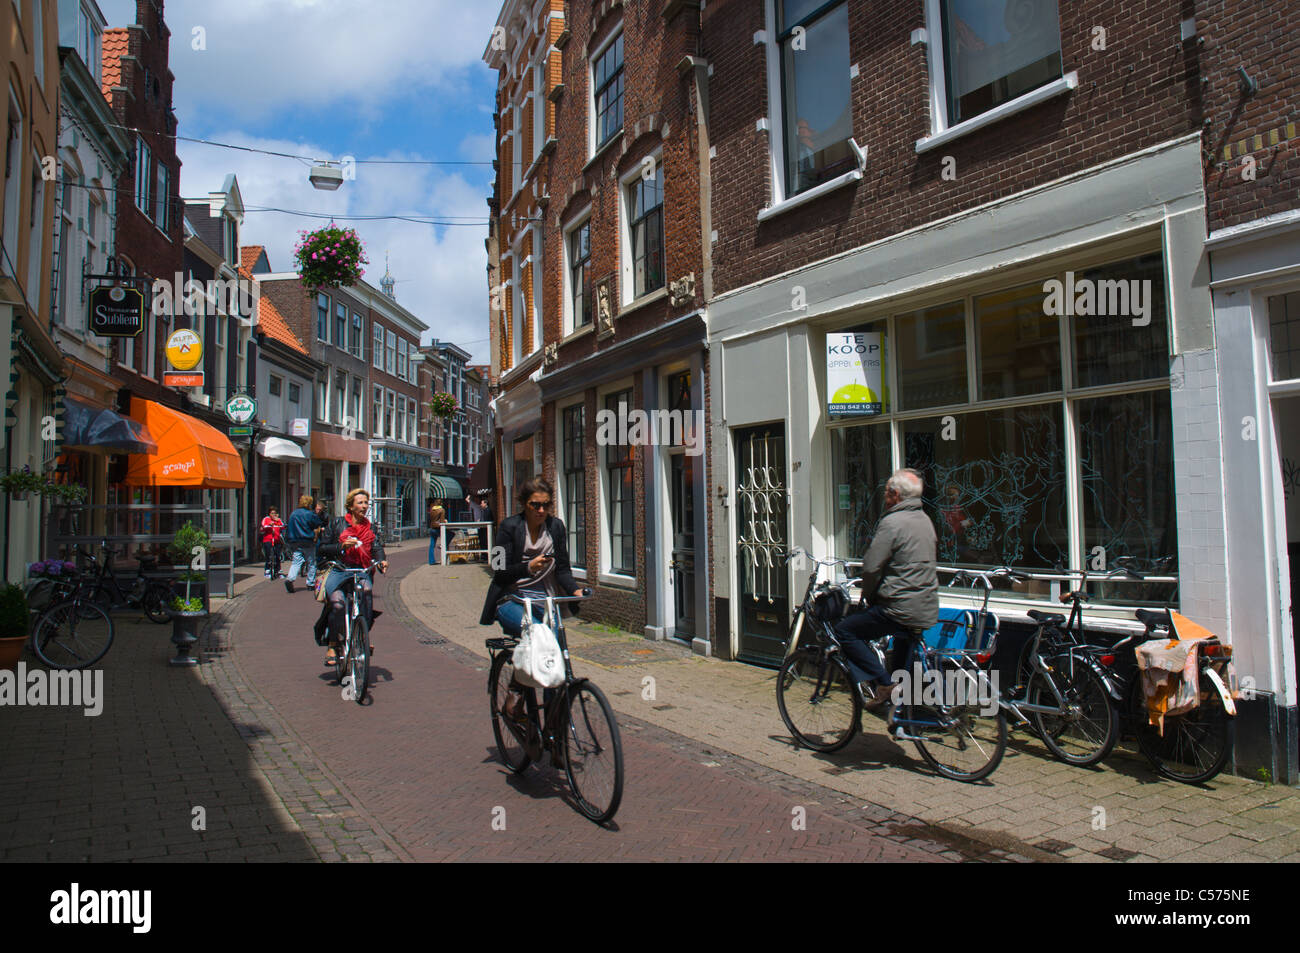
[
  {"xmin": 261, "ymin": 507, "xmax": 284, "ymax": 578},
  {"xmin": 315, "ymin": 489, "xmax": 388, "ymax": 665}
]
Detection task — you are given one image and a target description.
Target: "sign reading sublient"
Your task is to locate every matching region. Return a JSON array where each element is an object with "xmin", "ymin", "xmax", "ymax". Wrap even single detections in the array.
[
  {"xmin": 827, "ymin": 331, "xmax": 884, "ymax": 417},
  {"xmin": 225, "ymin": 394, "xmax": 257, "ymax": 425},
  {"xmin": 88, "ymin": 285, "xmax": 145, "ymax": 338}
]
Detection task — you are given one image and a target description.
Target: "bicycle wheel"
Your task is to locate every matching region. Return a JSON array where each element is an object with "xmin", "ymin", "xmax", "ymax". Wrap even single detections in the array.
[
  {"xmin": 32, "ymin": 600, "xmax": 114, "ymax": 670},
  {"xmin": 1132, "ymin": 673, "xmax": 1234, "ymax": 783},
  {"xmin": 563, "ymin": 680, "xmax": 624, "ymax": 824},
  {"xmin": 347, "ymin": 613, "xmax": 369, "ymax": 704},
  {"xmin": 1029, "ymin": 662, "xmax": 1119, "ymax": 766},
  {"xmin": 488, "ymin": 652, "xmax": 533, "ymax": 773},
  {"xmin": 142, "ymin": 584, "xmax": 171, "ymax": 624},
  {"xmin": 776, "ymin": 645, "xmax": 861, "ymax": 752},
  {"xmin": 910, "ymin": 661, "xmax": 1006, "ymax": 782}
]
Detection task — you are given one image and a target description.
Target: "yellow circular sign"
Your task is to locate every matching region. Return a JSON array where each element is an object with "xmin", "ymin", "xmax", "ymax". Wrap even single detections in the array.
[{"xmin": 165, "ymin": 329, "xmax": 203, "ymax": 371}]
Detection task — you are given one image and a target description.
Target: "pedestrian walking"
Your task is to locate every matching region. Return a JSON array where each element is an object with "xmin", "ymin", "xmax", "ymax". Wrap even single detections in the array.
[
  {"xmin": 283, "ymin": 494, "xmax": 324, "ymax": 593},
  {"xmin": 427, "ymin": 500, "xmax": 447, "ymax": 564},
  {"xmin": 261, "ymin": 507, "xmax": 284, "ymax": 578}
]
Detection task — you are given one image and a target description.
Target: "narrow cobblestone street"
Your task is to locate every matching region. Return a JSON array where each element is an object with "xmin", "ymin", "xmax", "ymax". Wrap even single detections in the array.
[{"xmin": 3, "ymin": 540, "xmax": 1297, "ymax": 863}]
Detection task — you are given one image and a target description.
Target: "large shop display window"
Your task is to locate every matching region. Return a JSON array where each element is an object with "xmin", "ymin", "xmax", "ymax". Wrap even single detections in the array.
[{"xmin": 830, "ymin": 251, "xmax": 1178, "ymax": 605}]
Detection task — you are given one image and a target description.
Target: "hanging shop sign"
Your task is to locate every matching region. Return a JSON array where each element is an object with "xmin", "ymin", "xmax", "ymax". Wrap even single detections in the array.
[
  {"xmin": 88, "ymin": 284, "xmax": 145, "ymax": 338},
  {"xmin": 289, "ymin": 418, "xmax": 310, "ymax": 437},
  {"xmin": 827, "ymin": 331, "xmax": 884, "ymax": 417},
  {"xmin": 163, "ymin": 328, "xmax": 204, "ymax": 387},
  {"xmin": 228, "ymin": 426, "xmax": 253, "ymax": 437},
  {"xmin": 225, "ymin": 394, "xmax": 257, "ymax": 425}
]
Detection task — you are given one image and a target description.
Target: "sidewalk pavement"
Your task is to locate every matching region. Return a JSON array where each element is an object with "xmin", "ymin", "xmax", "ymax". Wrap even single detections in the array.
[{"xmin": 401, "ymin": 563, "xmax": 1300, "ymax": 863}]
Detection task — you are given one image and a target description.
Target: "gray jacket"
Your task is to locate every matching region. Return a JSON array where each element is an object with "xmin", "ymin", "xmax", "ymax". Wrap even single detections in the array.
[{"xmin": 859, "ymin": 496, "xmax": 938, "ymax": 631}]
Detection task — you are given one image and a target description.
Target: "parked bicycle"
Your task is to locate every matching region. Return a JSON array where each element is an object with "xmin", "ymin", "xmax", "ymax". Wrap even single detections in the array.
[
  {"xmin": 321, "ymin": 559, "xmax": 379, "ymax": 704},
  {"xmin": 84, "ymin": 540, "xmax": 171, "ymax": 624},
  {"xmin": 775, "ymin": 549, "xmax": 1009, "ymax": 782},
  {"xmin": 995, "ymin": 563, "xmax": 1134, "ymax": 767},
  {"xmin": 29, "ymin": 569, "xmax": 115, "ymax": 670},
  {"xmin": 486, "ymin": 591, "xmax": 624, "ymax": 823}
]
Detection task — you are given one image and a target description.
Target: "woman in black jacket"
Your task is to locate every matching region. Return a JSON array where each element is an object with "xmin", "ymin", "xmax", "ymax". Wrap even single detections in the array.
[
  {"xmin": 479, "ymin": 477, "xmax": 584, "ymax": 634},
  {"xmin": 313, "ymin": 488, "xmax": 388, "ymax": 663}
]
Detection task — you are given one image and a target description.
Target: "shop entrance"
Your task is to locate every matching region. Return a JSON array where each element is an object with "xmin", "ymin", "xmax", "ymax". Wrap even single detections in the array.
[
  {"xmin": 1271, "ymin": 394, "xmax": 1300, "ymax": 699},
  {"xmin": 668, "ymin": 451, "xmax": 696, "ymax": 639},
  {"xmin": 735, "ymin": 425, "xmax": 788, "ymax": 666}
]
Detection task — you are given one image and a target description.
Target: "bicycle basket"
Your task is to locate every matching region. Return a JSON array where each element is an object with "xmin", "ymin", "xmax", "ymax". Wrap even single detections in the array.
[
  {"xmin": 921, "ymin": 608, "xmax": 999, "ymax": 658},
  {"xmin": 811, "ymin": 587, "xmax": 849, "ymax": 623}
]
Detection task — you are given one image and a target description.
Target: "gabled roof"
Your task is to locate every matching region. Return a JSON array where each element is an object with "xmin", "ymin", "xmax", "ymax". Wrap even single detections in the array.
[
  {"xmin": 100, "ymin": 29, "xmax": 129, "ymax": 98},
  {"xmin": 240, "ymin": 245, "xmax": 270, "ymax": 274}
]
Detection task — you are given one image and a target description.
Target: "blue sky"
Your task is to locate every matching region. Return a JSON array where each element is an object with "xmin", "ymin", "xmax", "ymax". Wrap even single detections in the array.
[{"xmin": 98, "ymin": 0, "xmax": 500, "ymax": 363}]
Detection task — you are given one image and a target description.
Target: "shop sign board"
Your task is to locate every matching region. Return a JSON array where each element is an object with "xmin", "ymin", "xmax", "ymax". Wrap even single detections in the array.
[
  {"xmin": 289, "ymin": 418, "xmax": 310, "ymax": 437},
  {"xmin": 228, "ymin": 426, "xmax": 253, "ymax": 437},
  {"xmin": 89, "ymin": 285, "xmax": 145, "ymax": 337},
  {"xmin": 827, "ymin": 331, "xmax": 883, "ymax": 417},
  {"xmin": 163, "ymin": 328, "xmax": 204, "ymax": 387},
  {"xmin": 225, "ymin": 394, "xmax": 257, "ymax": 424}
]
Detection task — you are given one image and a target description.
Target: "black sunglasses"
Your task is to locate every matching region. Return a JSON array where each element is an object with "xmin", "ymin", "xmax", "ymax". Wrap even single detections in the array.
[{"xmin": 526, "ymin": 500, "xmax": 551, "ymax": 510}]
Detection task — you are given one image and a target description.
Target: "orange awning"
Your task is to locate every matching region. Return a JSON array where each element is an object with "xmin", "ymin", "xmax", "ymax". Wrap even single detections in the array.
[{"xmin": 123, "ymin": 397, "xmax": 246, "ymax": 488}]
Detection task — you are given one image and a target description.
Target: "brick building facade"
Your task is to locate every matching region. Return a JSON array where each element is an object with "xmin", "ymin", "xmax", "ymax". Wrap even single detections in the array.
[
  {"xmin": 697, "ymin": 0, "xmax": 1294, "ymax": 779},
  {"xmin": 485, "ymin": 0, "xmax": 712, "ymax": 649}
]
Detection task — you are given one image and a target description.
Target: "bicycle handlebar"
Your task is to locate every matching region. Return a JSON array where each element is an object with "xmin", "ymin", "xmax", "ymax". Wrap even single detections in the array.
[
  {"xmin": 322, "ymin": 559, "xmax": 385, "ymax": 574},
  {"xmin": 504, "ymin": 589, "xmax": 593, "ymax": 605}
]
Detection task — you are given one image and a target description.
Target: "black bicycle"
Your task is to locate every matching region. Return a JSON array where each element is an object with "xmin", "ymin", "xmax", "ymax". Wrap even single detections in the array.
[
  {"xmin": 321, "ymin": 559, "xmax": 379, "ymax": 704},
  {"xmin": 85, "ymin": 541, "xmax": 171, "ymax": 624},
  {"xmin": 486, "ymin": 591, "xmax": 624, "ymax": 824},
  {"xmin": 29, "ymin": 570, "xmax": 115, "ymax": 670}
]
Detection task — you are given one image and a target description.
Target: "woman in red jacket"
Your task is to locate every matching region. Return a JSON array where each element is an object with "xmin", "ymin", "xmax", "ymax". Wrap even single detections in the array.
[{"xmin": 261, "ymin": 506, "xmax": 284, "ymax": 578}]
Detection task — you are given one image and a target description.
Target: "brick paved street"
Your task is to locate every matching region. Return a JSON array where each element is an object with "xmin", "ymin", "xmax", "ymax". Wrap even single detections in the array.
[{"xmin": 4, "ymin": 539, "xmax": 1297, "ymax": 863}]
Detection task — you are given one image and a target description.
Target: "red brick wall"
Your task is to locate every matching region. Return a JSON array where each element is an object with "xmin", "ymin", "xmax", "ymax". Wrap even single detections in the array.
[
  {"xmin": 1200, "ymin": 0, "xmax": 1300, "ymax": 232},
  {"xmin": 702, "ymin": 0, "xmax": 1206, "ymax": 294}
]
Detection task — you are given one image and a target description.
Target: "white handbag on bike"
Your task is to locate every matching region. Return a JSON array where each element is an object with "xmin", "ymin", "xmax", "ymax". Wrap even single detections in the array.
[{"xmin": 512, "ymin": 596, "xmax": 565, "ymax": 689}]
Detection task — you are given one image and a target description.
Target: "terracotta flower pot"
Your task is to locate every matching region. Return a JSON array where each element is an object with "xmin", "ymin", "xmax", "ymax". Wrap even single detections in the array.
[{"xmin": 0, "ymin": 635, "xmax": 25, "ymax": 671}]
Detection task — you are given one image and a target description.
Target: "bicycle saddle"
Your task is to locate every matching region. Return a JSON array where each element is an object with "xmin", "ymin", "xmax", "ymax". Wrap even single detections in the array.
[
  {"xmin": 1134, "ymin": 608, "xmax": 1171, "ymax": 630},
  {"xmin": 1026, "ymin": 609, "xmax": 1066, "ymax": 626}
]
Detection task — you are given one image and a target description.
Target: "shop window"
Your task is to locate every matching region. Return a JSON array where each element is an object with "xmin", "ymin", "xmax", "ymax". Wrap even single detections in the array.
[
  {"xmin": 1268, "ymin": 291, "xmax": 1300, "ymax": 383},
  {"xmin": 904, "ymin": 404, "xmax": 1068, "ymax": 571},
  {"xmin": 895, "ymin": 301, "xmax": 967, "ymax": 409},
  {"xmin": 1071, "ymin": 253, "xmax": 1169, "ymax": 388},
  {"xmin": 778, "ymin": 1, "xmax": 853, "ymax": 197},
  {"xmin": 604, "ymin": 389, "xmax": 635, "ymax": 575},
  {"xmin": 831, "ymin": 421, "xmax": 892, "ymax": 559},
  {"xmin": 1077, "ymin": 391, "xmax": 1178, "ymax": 603},
  {"xmin": 934, "ymin": 0, "xmax": 1063, "ymax": 126},
  {"xmin": 976, "ymin": 281, "xmax": 1059, "ymax": 400},
  {"xmin": 562, "ymin": 403, "xmax": 586, "ymax": 569}
]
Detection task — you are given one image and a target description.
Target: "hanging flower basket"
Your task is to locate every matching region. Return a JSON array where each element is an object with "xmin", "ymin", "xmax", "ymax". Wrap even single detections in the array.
[
  {"xmin": 293, "ymin": 225, "xmax": 368, "ymax": 293},
  {"xmin": 43, "ymin": 482, "xmax": 88, "ymax": 505},
  {"xmin": 429, "ymin": 392, "xmax": 459, "ymax": 420},
  {"xmin": 0, "ymin": 467, "xmax": 44, "ymax": 500}
]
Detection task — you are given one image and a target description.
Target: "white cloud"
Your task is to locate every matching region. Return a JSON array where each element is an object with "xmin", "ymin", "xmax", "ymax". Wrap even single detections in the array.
[
  {"xmin": 178, "ymin": 133, "xmax": 491, "ymax": 363},
  {"xmin": 146, "ymin": 0, "xmax": 500, "ymax": 120}
]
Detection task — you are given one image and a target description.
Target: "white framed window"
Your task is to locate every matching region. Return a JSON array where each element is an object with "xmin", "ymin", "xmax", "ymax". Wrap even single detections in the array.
[
  {"xmin": 335, "ymin": 301, "xmax": 347, "ymax": 349},
  {"xmin": 385, "ymin": 328, "xmax": 397, "ymax": 375},
  {"xmin": 590, "ymin": 27, "xmax": 624, "ymax": 155},
  {"xmin": 398, "ymin": 337, "xmax": 408, "ymax": 382},
  {"xmin": 3, "ymin": 91, "xmax": 24, "ymax": 265},
  {"xmin": 385, "ymin": 388, "xmax": 396, "ymax": 439},
  {"xmin": 351, "ymin": 312, "xmax": 364, "ymax": 358},
  {"xmin": 373, "ymin": 321, "xmax": 384, "ymax": 369},
  {"xmin": 533, "ymin": 62, "xmax": 545, "ymax": 159},
  {"xmin": 154, "ymin": 162, "xmax": 168, "ymax": 230},
  {"xmin": 562, "ymin": 208, "xmax": 592, "ymax": 335},
  {"xmin": 26, "ymin": 149, "xmax": 45, "ymax": 301},
  {"xmin": 619, "ymin": 154, "xmax": 664, "ymax": 305},
  {"xmin": 316, "ymin": 293, "xmax": 329, "ymax": 341},
  {"xmin": 372, "ymin": 384, "xmax": 383, "ymax": 437},
  {"xmin": 335, "ymin": 370, "xmax": 346, "ymax": 424},
  {"xmin": 597, "ymin": 382, "xmax": 636, "ymax": 581},
  {"xmin": 317, "ymin": 377, "xmax": 328, "ymax": 421},
  {"xmin": 557, "ymin": 398, "xmax": 587, "ymax": 573},
  {"xmin": 351, "ymin": 377, "xmax": 362, "ymax": 433},
  {"xmin": 918, "ymin": 0, "xmax": 1073, "ymax": 151},
  {"xmin": 511, "ymin": 100, "xmax": 522, "ymax": 195},
  {"xmin": 33, "ymin": 0, "xmax": 44, "ymax": 88}
]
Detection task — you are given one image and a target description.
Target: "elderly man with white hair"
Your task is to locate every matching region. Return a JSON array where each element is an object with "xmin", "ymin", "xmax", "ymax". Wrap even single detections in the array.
[{"xmin": 835, "ymin": 468, "xmax": 939, "ymax": 710}]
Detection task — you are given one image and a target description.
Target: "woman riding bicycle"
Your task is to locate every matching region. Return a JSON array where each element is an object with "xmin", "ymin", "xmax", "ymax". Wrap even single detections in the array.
[
  {"xmin": 479, "ymin": 478, "xmax": 584, "ymax": 713},
  {"xmin": 316, "ymin": 488, "xmax": 389, "ymax": 665}
]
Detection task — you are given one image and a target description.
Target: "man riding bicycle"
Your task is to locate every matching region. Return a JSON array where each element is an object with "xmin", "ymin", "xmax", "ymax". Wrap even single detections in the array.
[{"xmin": 836, "ymin": 468, "xmax": 939, "ymax": 710}]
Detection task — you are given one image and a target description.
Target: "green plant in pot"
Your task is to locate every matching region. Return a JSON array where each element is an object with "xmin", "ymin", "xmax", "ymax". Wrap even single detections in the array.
[
  {"xmin": 167, "ymin": 521, "xmax": 212, "ymax": 612},
  {"xmin": 0, "ymin": 583, "xmax": 30, "ymax": 671}
]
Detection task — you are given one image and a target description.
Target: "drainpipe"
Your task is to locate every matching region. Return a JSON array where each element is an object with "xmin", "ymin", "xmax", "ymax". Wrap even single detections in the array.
[{"xmin": 678, "ymin": 54, "xmax": 713, "ymax": 302}]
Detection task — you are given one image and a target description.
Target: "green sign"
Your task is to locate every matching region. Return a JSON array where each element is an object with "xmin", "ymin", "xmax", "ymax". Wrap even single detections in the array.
[
  {"xmin": 225, "ymin": 394, "xmax": 257, "ymax": 424},
  {"xmin": 228, "ymin": 426, "xmax": 253, "ymax": 437},
  {"xmin": 838, "ymin": 484, "xmax": 851, "ymax": 510}
]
